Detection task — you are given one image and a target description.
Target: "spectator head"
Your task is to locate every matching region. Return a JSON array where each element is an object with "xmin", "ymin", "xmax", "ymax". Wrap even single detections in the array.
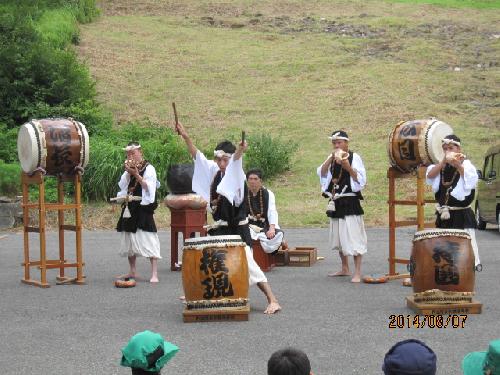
[
  {"xmin": 382, "ymin": 339, "xmax": 437, "ymax": 375},
  {"xmin": 462, "ymin": 339, "xmax": 500, "ymax": 375},
  {"xmin": 268, "ymin": 347, "xmax": 312, "ymax": 375},
  {"xmin": 121, "ymin": 330, "xmax": 179, "ymax": 375}
]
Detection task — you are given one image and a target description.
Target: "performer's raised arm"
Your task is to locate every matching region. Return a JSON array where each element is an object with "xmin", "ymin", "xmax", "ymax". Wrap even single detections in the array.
[{"xmin": 175, "ymin": 121, "xmax": 198, "ymax": 158}]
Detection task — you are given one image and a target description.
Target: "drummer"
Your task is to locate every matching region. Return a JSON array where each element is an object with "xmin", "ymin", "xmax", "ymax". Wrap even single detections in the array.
[
  {"xmin": 176, "ymin": 122, "xmax": 281, "ymax": 314},
  {"xmin": 426, "ymin": 134, "xmax": 481, "ymax": 267}
]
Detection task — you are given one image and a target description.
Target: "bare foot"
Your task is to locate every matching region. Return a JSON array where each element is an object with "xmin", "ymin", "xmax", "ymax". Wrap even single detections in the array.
[
  {"xmin": 328, "ymin": 270, "xmax": 351, "ymax": 277},
  {"xmin": 280, "ymin": 240, "xmax": 289, "ymax": 251},
  {"xmin": 351, "ymin": 276, "xmax": 361, "ymax": 283},
  {"xmin": 264, "ymin": 301, "xmax": 281, "ymax": 314},
  {"xmin": 150, "ymin": 276, "xmax": 159, "ymax": 283},
  {"xmin": 179, "ymin": 295, "xmax": 186, "ymax": 301}
]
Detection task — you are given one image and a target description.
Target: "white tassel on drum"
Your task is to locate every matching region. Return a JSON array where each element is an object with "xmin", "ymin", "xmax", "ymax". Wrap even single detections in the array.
[
  {"xmin": 327, "ymin": 200, "xmax": 336, "ymax": 212},
  {"xmin": 123, "ymin": 204, "xmax": 131, "ymax": 218}
]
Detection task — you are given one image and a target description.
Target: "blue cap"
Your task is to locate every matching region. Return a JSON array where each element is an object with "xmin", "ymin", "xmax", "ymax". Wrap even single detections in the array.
[{"xmin": 383, "ymin": 339, "xmax": 437, "ymax": 375}]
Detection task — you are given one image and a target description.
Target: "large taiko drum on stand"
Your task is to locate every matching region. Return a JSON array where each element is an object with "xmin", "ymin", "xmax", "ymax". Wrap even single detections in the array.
[
  {"xmin": 387, "ymin": 118, "xmax": 453, "ymax": 173},
  {"xmin": 182, "ymin": 235, "xmax": 249, "ymax": 312},
  {"xmin": 17, "ymin": 118, "xmax": 89, "ymax": 176},
  {"xmin": 410, "ymin": 229, "xmax": 475, "ymax": 294}
]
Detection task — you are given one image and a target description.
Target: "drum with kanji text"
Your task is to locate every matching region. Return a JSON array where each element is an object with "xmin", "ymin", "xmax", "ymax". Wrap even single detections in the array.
[
  {"xmin": 182, "ymin": 235, "xmax": 249, "ymax": 311},
  {"xmin": 387, "ymin": 118, "xmax": 453, "ymax": 173},
  {"xmin": 410, "ymin": 229, "xmax": 475, "ymax": 294},
  {"xmin": 17, "ymin": 118, "xmax": 89, "ymax": 176}
]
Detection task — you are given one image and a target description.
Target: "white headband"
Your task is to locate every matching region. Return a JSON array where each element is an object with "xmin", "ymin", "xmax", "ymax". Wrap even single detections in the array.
[
  {"xmin": 328, "ymin": 132, "xmax": 349, "ymax": 141},
  {"xmin": 442, "ymin": 139, "xmax": 461, "ymax": 147},
  {"xmin": 214, "ymin": 150, "xmax": 233, "ymax": 159},
  {"xmin": 123, "ymin": 144, "xmax": 141, "ymax": 151}
]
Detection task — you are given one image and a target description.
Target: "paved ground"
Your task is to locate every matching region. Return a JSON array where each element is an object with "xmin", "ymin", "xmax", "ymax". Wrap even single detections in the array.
[{"xmin": 0, "ymin": 227, "xmax": 499, "ymax": 374}]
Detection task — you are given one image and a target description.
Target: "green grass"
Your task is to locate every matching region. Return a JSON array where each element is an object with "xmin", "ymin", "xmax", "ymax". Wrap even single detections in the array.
[
  {"xmin": 36, "ymin": 8, "xmax": 79, "ymax": 48},
  {"xmin": 388, "ymin": 0, "xmax": 500, "ymax": 9},
  {"xmin": 77, "ymin": 1, "xmax": 500, "ymax": 227}
]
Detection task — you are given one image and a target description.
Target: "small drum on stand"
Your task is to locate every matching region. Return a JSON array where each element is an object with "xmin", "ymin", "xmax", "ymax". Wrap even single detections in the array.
[
  {"xmin": 406, "ymin": 229, "xmax": 482, "ymax": 314},
  {"xmin": 387, "ymin": 118, "xmax": 453, "ymax": 173},
  {"xmin": 182, "ymin": 235, "xmax": 250, "ymax": 322},
  {"xmin": 17, "ymin": 118, "xmax": 89, "ymax": 176}
]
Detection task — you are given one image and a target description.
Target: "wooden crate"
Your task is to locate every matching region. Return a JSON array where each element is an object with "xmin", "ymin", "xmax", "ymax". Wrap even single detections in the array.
[
  {"xmin": 183, "ymin": 305, "xmax": 250, "ymax": 323},
  {"xmin": 288, "ymin": 247, "xmax": 317, "ymax": 267},
  {"xmin": 406, "ymin": 295, "xmax": 482, "ymax": 315},
  {"xmin": 274, "ymin": 250, "xmax": 289, "ymax": 266}
]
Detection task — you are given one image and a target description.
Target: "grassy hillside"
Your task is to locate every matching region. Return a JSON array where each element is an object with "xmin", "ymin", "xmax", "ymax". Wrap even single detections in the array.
[{"xmin": 78, "ymin": 0, "xmax": 499, "ymax": 227}]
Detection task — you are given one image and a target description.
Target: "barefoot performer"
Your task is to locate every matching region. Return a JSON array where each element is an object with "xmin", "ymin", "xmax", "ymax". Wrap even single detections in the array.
[
  {"xmin": 317, "ymin": 130, "xmax": 367, "ymax": 283},
  {"xmin": 116, "ymin": 142, "xmax": 161, "ymax": 283},
  {"xmin": 176, "ymin": 122, "xmax": 281, "ymax": 314}
]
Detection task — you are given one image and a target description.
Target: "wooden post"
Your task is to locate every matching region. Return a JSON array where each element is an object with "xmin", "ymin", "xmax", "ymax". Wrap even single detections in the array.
[
  {"xmin": 39, "ymin": 173, "xmax": 48, "ymax": 287},
  {"xmin": 57, "ymin": 176, "xmax": 65, "ymax": 279},
  {"xmin": 22, "ymin": 173, "xmax": 30, "ymax": 282},
  {"xmin": 416, "ymin": 166, "xmax": 426, "ymax": 231},
  {"xmin": 388, "ymin": 168, "xmax": 396, "ymax": 276},
  {"xmin": 74, "ymin": 173, "xmax": 85, "ymax": 284}
]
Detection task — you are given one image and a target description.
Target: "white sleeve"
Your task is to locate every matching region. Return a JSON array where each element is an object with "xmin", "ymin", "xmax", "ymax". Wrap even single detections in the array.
[
  {"xmin": 216, "ymin": 155, "xmax": 246, "ymax": 206},
  {"xmin": 267, "ymin": 189, "xmax": 279, "ymax": 229},
  {"xmin": 192, "ymin": 150, "xmax": 218, "ymax": 204},
  {"xmin": 140, "ymin": 164, "xmax": 158, "ymax": 205},
  {"xmin": 350, "ymin": 153, "xmax": 366, "ymax": 192},
  {"xmin": 450, "ymin": 160, "xmax": 478, "ymax": 201},
  {"xmin": 317, "ymin": 159, "xmax": 332, "ymax": 193},
  {"xmin": 117, "ymin": 172, "xmax": 129, "ymax": 197},
  {"xmin": 426, "ymin": 164, "xmax": 440, "ymax": 193}
]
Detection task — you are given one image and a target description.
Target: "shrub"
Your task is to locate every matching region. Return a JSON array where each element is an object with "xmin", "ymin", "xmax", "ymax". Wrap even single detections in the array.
[
  {"xmin": 0, "ymin": 161, "xmax": 21, "ymax": 196},
  {"xmin": 244, "ymin": 134, "xmax": 298, "ymax": 180},
  {"xmin": 82, "ymin": 124, "xmax": 191, "ymax": 201},
  {"xmin": 0, "ymin": 123, "xmax": 19, "ymax": 163}
]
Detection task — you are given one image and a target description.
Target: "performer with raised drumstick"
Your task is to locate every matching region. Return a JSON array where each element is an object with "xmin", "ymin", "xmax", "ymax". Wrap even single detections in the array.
[
  {"xmin": 116, "ymin": 141, "xmax": 161, "ymax": 284},
  {"xmin": 175, "ymin": 121, "xmax": 281, "ymax": 314},
  {"xmin": 426, "ymin": 134, "xmax": 481, "ymax": 268},
  {"xmin": 317, "ymin": 130, "xmax": 368, "ymax": 283}
]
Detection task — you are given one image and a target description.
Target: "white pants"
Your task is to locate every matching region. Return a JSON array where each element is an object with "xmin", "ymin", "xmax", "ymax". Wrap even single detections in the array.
[
  {"xmin": 464, "ymin": 228, "xmax": 481, "ymax": 266},
  {"xmin": 245, "ymin": 245, "xmax": 267, "ymax": 285},
  {"xmin": 120, "ymin": 230, "xmax": 161, "ymax": 259},
  {"xmin": 329, "ymin": 216, "xmax": 367, "ymax": 256}
]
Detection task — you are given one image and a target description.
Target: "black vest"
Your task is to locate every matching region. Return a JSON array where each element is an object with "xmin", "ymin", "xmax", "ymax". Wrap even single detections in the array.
[
  {"xmin": 434, "ymin": 164, "xmax": 476, "ymax": 229},
  {"xmin": 325, "ymin": 151, "xmax": 364, "ymax": 219},
  {"xmin": 245, "ymin": 187, "xmax": 270, "ymax": 229},
  {"xmin": 210, "ymin": 171, "xmax": 247, "ymax": 226},
  {"xmin": 116, "ymin": 163, "xmax": 158, "ymax": 233}
]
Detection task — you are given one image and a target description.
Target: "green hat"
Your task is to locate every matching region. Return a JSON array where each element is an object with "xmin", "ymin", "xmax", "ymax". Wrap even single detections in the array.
[
  {"xmin": 462, "ymin": 339, "xmax": 500, "ymax": 375},
  {"xmin": 121, "ymin": 330, "xmax": 179, "ymax": 372}
]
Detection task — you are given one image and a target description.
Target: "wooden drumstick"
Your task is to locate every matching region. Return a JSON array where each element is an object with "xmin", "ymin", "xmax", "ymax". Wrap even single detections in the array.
[
  {"xmin": 241, "ymin": 130, "xmax": 245, "ymax": 144},
  {"xmin": 172, "ymin": 102, "xmax": 180, "ymax": 135}
]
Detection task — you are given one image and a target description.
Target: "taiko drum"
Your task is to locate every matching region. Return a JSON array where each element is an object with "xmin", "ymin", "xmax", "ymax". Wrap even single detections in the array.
[
  {"xmin": 410, "ymin": 229, "xmax": 475, "ymax": 293},
  {"xmin": 17, "ymin": 118, "xmax": 89, "ymax": 176},
  {"xmin": 182, "ymin": 235, "xmax": 249, "ymax": 305},
  {"xmin": 387, "ymin": 118, "xmax": 453, "ymax": 173}
]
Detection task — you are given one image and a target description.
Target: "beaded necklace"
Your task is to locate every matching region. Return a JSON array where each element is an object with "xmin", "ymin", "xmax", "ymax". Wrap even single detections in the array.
[
  {"xmin": 330, "ymin": 162, "xmax": 344, "ymax": 195},
  {"xmin": 440, "ymin": 166, "xmax": 459, "ymax": 206},
  {"xmin": 247, "ymin": 188, "xmax": 264, "ymax": 220}
]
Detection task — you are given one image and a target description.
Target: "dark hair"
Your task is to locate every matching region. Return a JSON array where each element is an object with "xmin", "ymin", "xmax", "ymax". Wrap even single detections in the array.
[
  {"xmin": 246, "ymin": 168, "xmax": 263, "ymax": 180},
  {"xmin": 443, "ymin": 134, "xmax": 461, "ymax": 143},
  {"xmin": 127, "ymin": 141, "xmax": 141, "ymax": 147},
  {"xmin": 268, "ymin": 348, "xmax": 311, "ymax": 375},
  {"xmin": 130, "ymin": 345, "xmax": 164, "ymax": 375},
  {"xmin": 215, "ymin": 140, "xmax": 236, "ymax": 154}
]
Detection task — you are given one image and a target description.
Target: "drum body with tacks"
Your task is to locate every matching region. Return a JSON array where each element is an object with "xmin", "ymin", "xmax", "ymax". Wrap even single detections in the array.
[
  {"xmin": 387, "ymin": 118, "xmax": 453, "ymax": 173},
  {"xmin": 17, "ymin": 118, "xmax": 89, "ymax": 175},
  {"xmin": 410, "ymin": 229, "xmax": 475, "ymax": 293},
  {"xmin": 182, "ymin": 235, "xmax": 249, "ymax": 310}
]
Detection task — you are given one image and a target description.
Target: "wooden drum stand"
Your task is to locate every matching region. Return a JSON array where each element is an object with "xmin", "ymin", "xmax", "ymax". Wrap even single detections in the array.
[{"xmin": 21, "ymin": 171, "xmax": 85, "ymax": 287}]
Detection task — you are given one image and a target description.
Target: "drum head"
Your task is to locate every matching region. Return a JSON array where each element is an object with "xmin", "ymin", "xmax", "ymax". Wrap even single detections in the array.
[
  {"xmin": 425, "ymin": 120, "xmax": 453, "ymax": 164},
  {"xmin": 77, "ymin": 120, "xmax": 90, "ymax": 169},
  {"xmin": 17, "ymin": 124, "xmax": 40, "ymax": 173}
]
